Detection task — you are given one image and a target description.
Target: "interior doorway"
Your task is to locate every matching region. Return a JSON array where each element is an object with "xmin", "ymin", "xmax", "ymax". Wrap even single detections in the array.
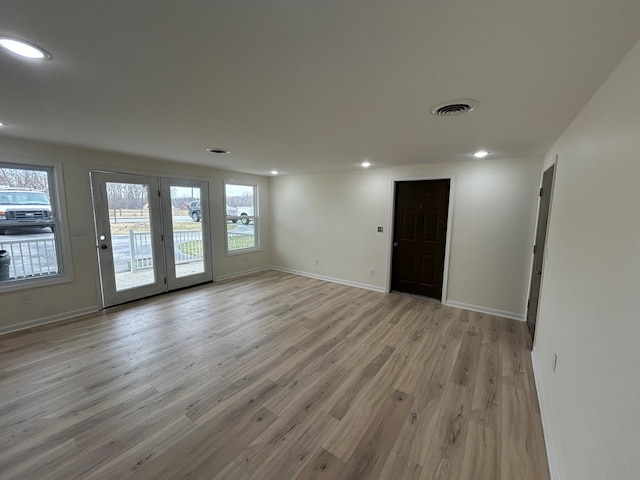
[
  {"xmin": 90, "ymin": 171, "xmax": 212, "ymax": 307},
  {"xmin": 526, "ymin": 164, "xmax": 555, "ymax": 343},
  {"xmin": 391, "ymin": 179, "xmax": 450, "ymax": 300}
]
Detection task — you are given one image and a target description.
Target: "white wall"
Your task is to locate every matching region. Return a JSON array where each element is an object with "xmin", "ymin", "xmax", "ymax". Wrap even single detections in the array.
[
  {"xmin": 270, "ymin": 156, "xmax": 542, "ymax": 319},
  {"xmin": 0, "ymin": 136, "xmax": 541, "ymax": 331},
  {"xmin": 0, "ymin": 137, "xmax": 272, "ymax": 332},
  {"xmin": 533, "ymin": 39, "xmax": 640, "ymax": 480}
]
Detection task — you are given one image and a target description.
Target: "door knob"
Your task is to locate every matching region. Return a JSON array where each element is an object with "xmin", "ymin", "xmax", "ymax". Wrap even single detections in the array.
[
  {"xmin": 100, "ymin": 244, "xmax": 108, "ymax": 250},
  {"xmin": 393, "ymin": 242, "xmax": 398, "ymax": 247}
]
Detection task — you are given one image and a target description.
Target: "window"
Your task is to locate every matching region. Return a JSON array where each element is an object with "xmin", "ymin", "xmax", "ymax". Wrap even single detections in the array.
[
  {"xmin": 225, "ymin": 182, "xmax": 258, "ymax": 253},
  {"xmin": 0, "ymin": 161, "xmax": 71, "ymax": 290}
]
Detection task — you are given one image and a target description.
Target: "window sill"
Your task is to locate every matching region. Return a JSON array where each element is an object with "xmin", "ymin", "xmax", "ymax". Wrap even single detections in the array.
[
  {"xmin": 225, "ymin": 247, "xmax": 262, "ymax": 257},
  {"xmin": 0, "ymin": 272, "xmax": 75, "ymax": 294}
]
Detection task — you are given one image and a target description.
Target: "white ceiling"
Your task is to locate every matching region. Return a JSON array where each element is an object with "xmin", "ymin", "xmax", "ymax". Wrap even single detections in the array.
[{"xmin": 1, "ymin": 1, "xmax": 639, "ymax": 176}]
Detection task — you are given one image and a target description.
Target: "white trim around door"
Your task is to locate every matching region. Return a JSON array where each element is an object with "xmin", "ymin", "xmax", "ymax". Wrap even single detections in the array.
[{"xmin": 386, "ymin": 174, "xmax": 455, "ymax": 304}]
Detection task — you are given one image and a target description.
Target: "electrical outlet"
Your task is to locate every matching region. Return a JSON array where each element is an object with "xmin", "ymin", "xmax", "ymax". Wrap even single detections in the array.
[
  {"xmin": 369, "ymin": 269, "xmax": 375, "ymax": 277},
  {"xmin": 377, "ymin": 227, "xmax": 383, "ymax": 233},
  {"xmin": 552, "ymin": 353, "xmax": 558, "ymax": 372}
]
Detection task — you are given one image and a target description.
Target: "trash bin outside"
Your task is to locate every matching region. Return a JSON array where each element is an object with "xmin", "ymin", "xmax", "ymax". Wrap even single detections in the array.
[{"xmin": 0, "ymin": 250, "xmax": 10, "ymax": 281}]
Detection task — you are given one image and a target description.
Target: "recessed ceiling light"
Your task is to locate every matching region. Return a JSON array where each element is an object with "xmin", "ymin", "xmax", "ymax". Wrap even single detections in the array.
[
  {"xmin": 270, "ymin": 170, "xmax": 278, "ymax": 175},
  {"xmin": 361, "ymin": 161, "xmax": 372, "ymax": 168},
  {"xmin": 473, "ymin": 150, "xmax": 489, "ymax": 158},
  {"xmin": 0, "ymin": 37, "xmax": 51, "ymax": 60},
  {"xmin": 205, "ymin": 148, "xmax": 230, "ymax": 154}
]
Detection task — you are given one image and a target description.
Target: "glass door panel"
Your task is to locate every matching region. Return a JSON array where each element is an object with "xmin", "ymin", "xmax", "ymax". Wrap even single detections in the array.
[
  {"xmin": 161, "ymin": 178, "xmax": 212, "ymax": 290},
  {"xmin": 106, "ymin": 181, "xmax": 157, "ymax": 291},
  {"xmin": 91, "ymin": 172, "xmax": 165, "ymax": 307},
  {"xmin": 171, "ymin": 184, "xmax": 204, "ymax": 278}
]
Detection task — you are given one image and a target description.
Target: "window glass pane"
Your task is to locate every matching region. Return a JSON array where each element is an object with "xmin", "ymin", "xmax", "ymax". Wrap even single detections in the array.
[
  {"xmin": 0, "ymin": 165, "xmax": 59, "ymax": 283},
  {"xmin": 225, "ymin": 183, "xmax": 257, "ymax": 252}
]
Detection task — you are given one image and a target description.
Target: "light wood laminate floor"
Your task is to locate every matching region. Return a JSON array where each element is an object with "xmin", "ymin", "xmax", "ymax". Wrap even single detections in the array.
[{"xmin": 0, "ymin": 271, "xmax": 549, "ymax": 480}]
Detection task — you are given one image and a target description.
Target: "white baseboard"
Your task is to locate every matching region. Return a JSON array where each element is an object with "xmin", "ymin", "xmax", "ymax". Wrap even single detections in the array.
[
  {"xmin": 0, "ymin": 273, "xmax": 520, "ymax": 336},
  {"xmin": 532, "ymin": 350, "xmax": 562, "ymax": 480},
  {"xmin": 0, "ymin": 305, "xmax": 101, "ymax": 336},
  {"xmin": 268, "ymin": 266, "xmax": 386, "ymax": 293},
  {"xmin": 445, "ymin": 300, "xmax": 524, "ymax": 321}
]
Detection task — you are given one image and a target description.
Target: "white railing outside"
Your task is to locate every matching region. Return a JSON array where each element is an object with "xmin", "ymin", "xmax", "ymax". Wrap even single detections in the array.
[
  {"xmin": 128, "ymin": 230, "xmax": 205, "ymax": 271},
  {"xmin": 0, "ymin": 237, "xmax": 59, "ymax": 279},
  {"xmin": 1, "ymin": 228, "xmax": 255, "ymax": 280},
  {"xmin": 227, "ymin": 231, "xmax": 256, "ymax": 250}
]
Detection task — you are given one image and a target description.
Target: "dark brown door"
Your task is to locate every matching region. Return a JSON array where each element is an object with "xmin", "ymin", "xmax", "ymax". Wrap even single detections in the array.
[
  {"xmin": 526, "ymin": 165, "xmax": 555, "ymax": 343},
  {"xmin": 391, "ymin": 179, "xmax": 450, "ymax": 299}
]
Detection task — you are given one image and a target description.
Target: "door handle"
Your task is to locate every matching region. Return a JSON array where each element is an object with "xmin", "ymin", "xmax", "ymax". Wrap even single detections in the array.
[
  {"xmin": 393, "ymin": 242, "xmax": 398, "ymax": 247},
  {"xmin": 100, "ymin": 244, "xmax": 108, "ymax": 250},
  {"xmin": 536, "ymin": 269, "xmax": 542, "ymax": 275}
]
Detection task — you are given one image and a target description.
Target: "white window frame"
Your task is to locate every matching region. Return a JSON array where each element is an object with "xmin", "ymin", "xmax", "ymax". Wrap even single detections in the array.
[
  {"xmin": 224, "ymin": 180, "xmax": 260, "ymax": 255},
  {"xmin": 0, "ymin": 158, "xmax": 73, "ymax": 293}
]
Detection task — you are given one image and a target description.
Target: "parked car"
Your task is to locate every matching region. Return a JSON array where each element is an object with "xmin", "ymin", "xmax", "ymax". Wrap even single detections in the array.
[
  {"xmin": 0, "ymin": 187, "xmax": 55, "ymax": 234},
  {"xmin": 188, "ymin": 201, "xmax": 201, "ymax": 222}
]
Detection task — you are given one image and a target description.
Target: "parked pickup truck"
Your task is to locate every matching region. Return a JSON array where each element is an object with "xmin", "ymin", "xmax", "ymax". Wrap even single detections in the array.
[
  {"xmin": 189, "ymin": 201, "xmax": 253, "ymax": 225},
  {"xmin": 226, "ymin": 205, "xmax": 253, "ymax": 225}
]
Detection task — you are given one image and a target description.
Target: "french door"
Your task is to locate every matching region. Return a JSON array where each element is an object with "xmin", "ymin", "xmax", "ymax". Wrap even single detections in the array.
[{"xmin": 90, "ymin": 171, "xmax": 212, "ymax": 307}]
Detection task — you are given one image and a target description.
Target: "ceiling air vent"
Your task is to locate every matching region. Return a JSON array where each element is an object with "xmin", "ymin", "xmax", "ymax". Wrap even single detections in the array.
[{"xmin": 429, "ymin": 98, "xmax": 478, "ymax": 117}]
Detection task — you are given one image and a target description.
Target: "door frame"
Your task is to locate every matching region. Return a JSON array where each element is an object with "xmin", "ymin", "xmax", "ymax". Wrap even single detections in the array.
[
  {"xmin": 526, "ymin": 159, "xmax": 557, "ymax": 347},
  {"xmin": 385, "ymin": 175, "xmax": 455, "ymax": 303},
  {"xmin": 90, "ymin": 171, "xmax": 166, "ymax": 307},
  {"xmin": 89, "ymin": 168, "xmax": 214, "ymax": 308},
  {"xmin": 160, "ymin": 177, "xmax": 213, "ymax": 291}
]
